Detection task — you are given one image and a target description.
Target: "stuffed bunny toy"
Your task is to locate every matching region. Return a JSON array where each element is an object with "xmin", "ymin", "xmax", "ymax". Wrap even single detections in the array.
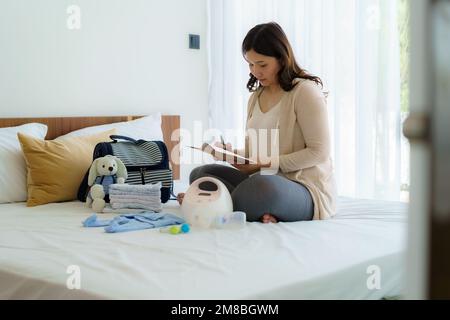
[{"xmin": 86, "ymin": 155, "xmax": 127, "ymax": 213}]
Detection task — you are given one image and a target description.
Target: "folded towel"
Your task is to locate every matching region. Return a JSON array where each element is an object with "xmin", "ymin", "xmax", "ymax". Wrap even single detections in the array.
[
  {"xmin": 110, "ymin": 198, "xmax": 161, "ymax": 206},
  {"xmin": 111, "ymin": 202, "xmax": 162, "ymax": 211},
  {"xmin": 82, "ymin": 212, "xmax": 185, "ymax": 233},
  {"xmin": 109, "ymin": 190, "xmax": 161, "ymax": 196},
  {"xmin": 102, "ymin": 205, "xmax": 149, "ymax": 214},
  {"xmin": 110, "ymin": 195, "xmax": 161, "ymax": 202},
  {"xmin": 109, "ymin": 182, "xmax": 161, "ymax": 190},
  {"xmin": 109, "ymin": 183, "xmax": 161, "ymax": 194}
]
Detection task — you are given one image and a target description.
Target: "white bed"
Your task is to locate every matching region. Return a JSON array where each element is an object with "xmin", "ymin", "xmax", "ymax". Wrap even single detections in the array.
[
  {"xmin": 0, "ymin": 181, "xmax": 407, "ymax": 300},
  {"xmin": 0, "ymin": 115, "xmax": 408, "ymax": 300}
]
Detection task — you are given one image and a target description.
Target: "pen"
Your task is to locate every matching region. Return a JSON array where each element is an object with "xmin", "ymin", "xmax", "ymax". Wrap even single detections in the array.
[{"xmin": 220, "ymin": 135, "xmax": 225, "ymax": 147}]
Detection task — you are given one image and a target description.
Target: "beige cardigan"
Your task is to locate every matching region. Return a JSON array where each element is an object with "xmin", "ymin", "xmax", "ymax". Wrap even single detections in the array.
[{"xmin": 242, "ymin": 78, "xmax": 336, "ymax": 220}]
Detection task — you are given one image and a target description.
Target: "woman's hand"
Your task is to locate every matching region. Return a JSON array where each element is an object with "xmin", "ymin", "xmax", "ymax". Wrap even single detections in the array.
[
  {"xmin": 210, "ymin": 141, "xmax": 233, "ymax": 161},
  {"xmin": 231, "ymin": 163, "xmax": 262, "ymax": 175},
  {"xmin": 231, "ymin": 161, "xmax": 272, "ymax": 175}
]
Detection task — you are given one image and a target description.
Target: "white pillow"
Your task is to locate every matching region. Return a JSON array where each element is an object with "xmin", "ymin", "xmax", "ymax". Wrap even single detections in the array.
[
  {"xmin": 0, "ymin": 123, "xmax": 48, "ymax": 203},
  {"xmin": 62, "ymin": 113, "xmax": 164, "ymax": 141}
]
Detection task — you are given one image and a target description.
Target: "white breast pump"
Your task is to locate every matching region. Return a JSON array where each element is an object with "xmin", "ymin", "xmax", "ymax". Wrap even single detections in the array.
[{"xmin": 181, "ymin": 177, "xmax": 245, "ymax": 229}]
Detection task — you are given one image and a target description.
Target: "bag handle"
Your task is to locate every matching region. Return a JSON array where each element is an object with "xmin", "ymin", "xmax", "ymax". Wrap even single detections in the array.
[{"xmin": 110, "ymin": 135, "xmax": 137, "ymax": 143}]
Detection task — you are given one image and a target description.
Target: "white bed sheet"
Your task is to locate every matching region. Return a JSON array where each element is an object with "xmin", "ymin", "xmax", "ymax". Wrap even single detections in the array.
[{"xmin": 0, "ymin": 185, "xmax": 407, "ymax": 300}]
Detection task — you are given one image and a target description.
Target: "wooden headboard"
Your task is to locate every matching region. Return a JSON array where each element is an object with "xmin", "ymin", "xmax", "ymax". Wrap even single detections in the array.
[{"xmin": 0, "ymin": 115, "xmax": 180, "ymax": 180}]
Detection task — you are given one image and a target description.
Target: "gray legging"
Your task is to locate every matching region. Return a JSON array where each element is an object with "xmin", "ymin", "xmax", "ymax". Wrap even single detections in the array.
[{"xmin": 189, "ymin": 164, "xmax": 314, "ymax": 222}]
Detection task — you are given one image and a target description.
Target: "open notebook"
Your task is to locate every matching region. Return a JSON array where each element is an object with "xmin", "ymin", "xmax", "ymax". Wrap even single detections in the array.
[{"xmin": 188, "ymin": 143, "xmax": 256, "ymax": 164}]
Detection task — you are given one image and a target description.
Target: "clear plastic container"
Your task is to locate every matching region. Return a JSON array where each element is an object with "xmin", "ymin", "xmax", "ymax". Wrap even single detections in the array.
[{"xmin": 213, "ymin": 211, "xmax": 246, "ymax": 229}]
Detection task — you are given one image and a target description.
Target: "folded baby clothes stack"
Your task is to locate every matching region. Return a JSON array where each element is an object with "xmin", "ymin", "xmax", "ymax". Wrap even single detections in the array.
[{"xmin": 109, "ymin": 183, "xmax": 162, "ymax": 212}]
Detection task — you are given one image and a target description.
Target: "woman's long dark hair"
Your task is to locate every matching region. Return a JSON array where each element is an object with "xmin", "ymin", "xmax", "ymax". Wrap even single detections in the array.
[{"xmin": 242, "ymin": 22, "xmax": 323, "ymax": 92}]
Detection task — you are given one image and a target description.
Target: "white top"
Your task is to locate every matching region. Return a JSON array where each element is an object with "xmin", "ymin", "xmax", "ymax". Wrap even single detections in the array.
[
  {"xmin": 244, "ymin": 80, "xmax": 336, "ymax": 220},
  {"xmin": 246, "ymin": 99, "xmax": 281, "ymax": 160}
]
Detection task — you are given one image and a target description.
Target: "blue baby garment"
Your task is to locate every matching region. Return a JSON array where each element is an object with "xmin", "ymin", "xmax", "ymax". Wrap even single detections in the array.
[
  {"xmin": 94, "ymin": 175, "xmax": 117, "ymax": 195},
  {"xmin": 83, "ymin": 212, "xmax": 185, "ymax": 233}
]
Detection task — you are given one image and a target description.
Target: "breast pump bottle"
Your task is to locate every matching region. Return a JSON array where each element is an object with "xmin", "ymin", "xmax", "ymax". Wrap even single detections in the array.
[{"xmin": 212, "ymin": 211, "xmax": 246, "ymax": 229}]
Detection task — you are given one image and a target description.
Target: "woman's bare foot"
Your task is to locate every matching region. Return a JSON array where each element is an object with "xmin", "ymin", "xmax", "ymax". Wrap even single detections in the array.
[
  {"xmin": 261, "ymin": 213, "xmax": 278, "ymax": 224},
  {"xmin": 176, "ymin": 193, "xmax": 185, "ymax": 205}
]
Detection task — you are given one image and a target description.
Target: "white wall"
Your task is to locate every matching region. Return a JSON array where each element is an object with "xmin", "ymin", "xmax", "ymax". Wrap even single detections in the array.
[{"xmin": 0, "ymin": 0, "xmax": 208, "ymax": 182}]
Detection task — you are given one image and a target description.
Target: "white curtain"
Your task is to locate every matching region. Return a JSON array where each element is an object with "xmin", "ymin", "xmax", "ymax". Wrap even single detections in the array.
[{"xmin": 207, "ymin": 0, "xmax": 402, "ymax": 201}]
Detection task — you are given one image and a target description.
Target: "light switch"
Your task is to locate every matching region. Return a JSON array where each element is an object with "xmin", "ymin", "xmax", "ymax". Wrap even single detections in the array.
[{"xmin": 189, "ymin": 34, "xmax": 200, "ymax": 49}]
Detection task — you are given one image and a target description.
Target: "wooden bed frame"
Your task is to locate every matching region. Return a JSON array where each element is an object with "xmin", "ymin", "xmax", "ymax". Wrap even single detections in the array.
[{"xmin": 0, "ymin": 115, "xmax": 180, "ymax": 180}]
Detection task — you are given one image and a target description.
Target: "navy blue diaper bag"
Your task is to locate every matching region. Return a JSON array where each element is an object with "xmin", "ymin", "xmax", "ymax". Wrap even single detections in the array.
[{"xmin": 78, "ymin": 135, "xmax": 173, "ymax": 203}]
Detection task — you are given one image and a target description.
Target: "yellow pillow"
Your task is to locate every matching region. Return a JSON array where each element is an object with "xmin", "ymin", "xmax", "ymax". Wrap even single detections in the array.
[{"xmin": 18, "ymin": 129, "xmax": 116, "ymax": 207}]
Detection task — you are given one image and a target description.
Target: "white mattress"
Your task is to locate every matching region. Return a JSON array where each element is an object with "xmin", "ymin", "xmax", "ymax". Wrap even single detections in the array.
[{"xmin": 0, "ymin": 187, "xmax": 407, "ymax": 300}]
